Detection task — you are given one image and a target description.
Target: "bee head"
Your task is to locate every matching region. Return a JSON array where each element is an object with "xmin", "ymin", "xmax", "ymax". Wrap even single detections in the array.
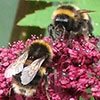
[
  {"xmin": 52, "ymin": 4, "xmax": 82, "ymax": 34},
  {"xmin": 54, "ymin": 14, "xmax": 74, "ymax": 32},
  {"xmin": 28, "ymin": 40, "xmax": 53, "ymax": 63}
]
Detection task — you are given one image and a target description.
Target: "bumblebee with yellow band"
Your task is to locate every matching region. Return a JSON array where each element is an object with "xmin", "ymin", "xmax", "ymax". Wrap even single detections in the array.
[
  {"xmin": 48, "ymin": 4, "xmax": 94, "ymax": 41},
  {"xmin": 5, "ymin": 40, "xmax": 53, "ymax": 100}
]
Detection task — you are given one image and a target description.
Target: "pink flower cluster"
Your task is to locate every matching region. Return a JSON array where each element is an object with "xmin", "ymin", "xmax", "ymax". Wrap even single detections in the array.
[
  {"xmin": 0, "ymin": 35, "xmax": 100, "ymax": 100},
  {"xmin": 0, "ymin": 41, "xmax": 24, "ymax": 100},
  {"xmin": 49, "ymin": 35, "xmax": 100, "ymax": 100}
]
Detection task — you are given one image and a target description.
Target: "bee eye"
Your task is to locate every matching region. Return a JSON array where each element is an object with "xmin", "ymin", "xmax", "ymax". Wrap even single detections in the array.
[
  {"xmin": 55, "ymin": 18, "xmax": 69, "ymax": 22},
  {"xmin": 63, "ymin": 19, "xmax": 69, "ymax": 22},
  {"xmin": 55, "ymin": 18, "xmax": 70, "ymax": 27}
]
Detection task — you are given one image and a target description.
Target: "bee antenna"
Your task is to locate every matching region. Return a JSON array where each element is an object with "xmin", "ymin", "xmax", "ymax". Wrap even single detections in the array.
[{"xmin": 78, "ymin": 9, "xmax": 95, "ymax": 13}]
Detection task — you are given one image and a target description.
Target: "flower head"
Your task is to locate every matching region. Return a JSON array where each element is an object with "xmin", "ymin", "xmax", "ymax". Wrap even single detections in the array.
[{"xmin": 0, "ymin": 35, "xmax": 100, "ymax": 100}]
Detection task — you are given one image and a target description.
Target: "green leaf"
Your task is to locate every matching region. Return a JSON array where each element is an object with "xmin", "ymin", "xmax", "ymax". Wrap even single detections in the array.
[
  {"xmin": 75, "ymin": 0, "xmax": 100, "ymax": 36},
  {"xmin": 86, "ymin": 88, "xmax": 92, "ymax": 93},
  {"xmin": 17, "ymin": 6, "xmax": 56, "ymax": 28},
  {"xmin": 79, "ymin": 96, "xmax": 95, "ymax": 100},
  {"xmin": 88, "ymin": 73, "xmax": 92, "ymax": 77},
  {"xmin": 79, "ymin": 96, "xmax": 84, "ymax": 100},
  {"xmin": 26, "ymin": 0, "xmax": 74, "ymax": 3},
  {"xmin": 90, "ymin": 96, "xmax": 95, "ymax": 100}
]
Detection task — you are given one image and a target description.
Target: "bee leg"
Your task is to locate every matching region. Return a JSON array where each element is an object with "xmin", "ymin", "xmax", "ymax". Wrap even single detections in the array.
[
  {"xmin": 83, "ymin": 20, "xmax": 94, "ymax": 42},
  {"xmin": 8, "ymin": 87, "xmax": 14, "ymax": 96},
  {"xmin": 45, "ymin": 67, "xmax": 57, "ymax": 99},
  {"xmin": 79, "ymin": 20, "xmax": 89, "ymax": 42},
  {"xmin": 44, "ymin": 73, "xmax": 51, "ymax": 100},
  {"xmin": 67, "ymin": 31, "xmax": 74, "ymax": 47},
  {"xmin": 22, "ymin": 95, "xmax": 26, "ymax": 99},
  {"xmin": 61, "ymin": 25, "xmax": 66, "ymax": 41},
  {"xmin": 84, "ymin": 33, "xmax": 89, "ymax": 42},
  {"xmin": 48, "ymin": 24, "xmax": 55, "ymax": 40},
  {"xmin": 90, "ymin": 32, "xmax": 94, "ymax": 37},
  {"xmin": 88, "ymin": 19, "xmax": 94, "ymax": 37}
]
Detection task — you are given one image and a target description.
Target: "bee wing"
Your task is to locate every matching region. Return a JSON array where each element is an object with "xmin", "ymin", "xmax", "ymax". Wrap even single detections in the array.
[
  {"xmin": 5, "ymin": 50, "xmax": 28, "ymax": 78},
  {"xmin": 21, "ymin": 57, "xmax": 45, "ymax": 85}
]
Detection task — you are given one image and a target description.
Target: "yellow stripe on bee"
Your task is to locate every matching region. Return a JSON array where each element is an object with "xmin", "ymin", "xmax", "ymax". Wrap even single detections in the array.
[
  {"xmin": 39, "ymin": 66, "xmax": 46, "ymax": 76},
  {"xmin": 81, "ymin": 13, "xmax": 89, "ymax": 20},
  {"xmin": 52, "ymin": 9, "xmax": 75, "ymax": 20}
]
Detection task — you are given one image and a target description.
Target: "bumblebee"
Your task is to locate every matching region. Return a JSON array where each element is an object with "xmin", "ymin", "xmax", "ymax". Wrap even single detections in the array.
[
  {"xmin": 48, "ymin": 4, "xmax": 94, "ymax": 41},
  {"xmin": 5, "ymin": 40, "xmax": 53, "ymax": 100}
]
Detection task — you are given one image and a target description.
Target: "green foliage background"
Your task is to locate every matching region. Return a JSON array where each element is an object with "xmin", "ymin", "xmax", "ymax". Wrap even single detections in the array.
[
  {"xmin": 0, "ymin": 0, "xmax": 19, "ymax": 47},
  {"xmin": 18, "ymin": 0, "xmax": 100, "ymax": 37}
]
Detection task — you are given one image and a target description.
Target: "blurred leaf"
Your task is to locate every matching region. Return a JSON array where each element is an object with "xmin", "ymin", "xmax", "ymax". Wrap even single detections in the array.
[
  {"xmin": 79, "ymin": 96, "xmax": 84, "ymax": 100},
  {"xmin": 79, "ymin": 96, "xmax": 95, "ymax": 100},
  {"xmin": 90, "ymin": 96, "xmax": 95, "ymax": 100},
  {"xmin": 88, "ymin": 73, "xmax": 92, "ymax": 77},
  {"xmin": 18, "ymin": 6, "xmax": 56, "ymax": 28},
  {"xmin": 26, "ymin": 0, "xmax": 74, "ymax": 3},
  {"xmin": 86, "ymin": 88, "xmax": 92, "ymax": 93},
  {"xmin": 75, "ymin": 0, "xmax": 100, "ymax": 36}
]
